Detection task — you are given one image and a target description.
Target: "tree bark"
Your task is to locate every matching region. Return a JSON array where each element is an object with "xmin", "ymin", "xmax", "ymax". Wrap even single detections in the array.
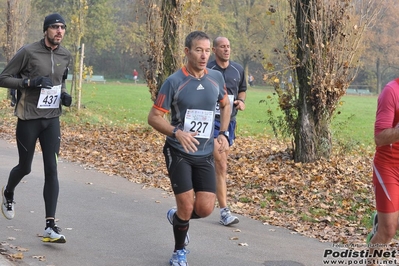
[
  {"xmin": 4, "ymin": 0, "xmax": 30, "ymax": 100},
  {"xmin": 295, "ymin": 87, "xmax": 316, "ymax": 163},
  {"xmin": 293, "ymin": 0, "xmax": 318, "ymax": 162},
  {"xmin": 156, "ymin": 0, "xmax": 180, "ymax": 97},
  {"xmin": 376, "ymin": 57, "xmax": 381, "ymax": 94}
]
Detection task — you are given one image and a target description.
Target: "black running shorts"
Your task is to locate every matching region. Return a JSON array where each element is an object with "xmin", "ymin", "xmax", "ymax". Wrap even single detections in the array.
[{"xmin": 163, "ymin": 141, "xmax": 216, "ymax": 195}]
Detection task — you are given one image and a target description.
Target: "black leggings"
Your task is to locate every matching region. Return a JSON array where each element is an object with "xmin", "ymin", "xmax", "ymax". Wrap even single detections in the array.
[{"xmin": 6, "ymin": 117, "xmax": 61, "ymax": 218}]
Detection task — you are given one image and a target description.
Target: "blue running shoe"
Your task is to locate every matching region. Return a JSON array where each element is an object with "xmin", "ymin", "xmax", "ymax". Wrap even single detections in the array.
[
  {"xmin": 169, "ymin": 248, "xmax": 189, "ymax": 266},
  {"xmin": 167, "ymin": 208, "xmax": 190, "ymax": 246},
  {"xmin": 366, "ymin": 211, "xmax": 378, "ymax": 244}
]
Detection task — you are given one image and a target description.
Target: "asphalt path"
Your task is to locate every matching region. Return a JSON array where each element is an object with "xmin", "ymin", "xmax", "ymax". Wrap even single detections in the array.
[{"xmin": 0, "ymin": 138, "xmax": 334, "ymax": 266}]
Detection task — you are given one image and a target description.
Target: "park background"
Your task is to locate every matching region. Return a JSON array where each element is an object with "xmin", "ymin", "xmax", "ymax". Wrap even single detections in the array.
[
  {"xmin": 0, "ymin": 1, "xmax": 397, "ymax": 92},
  {"xmin": 0, "ymin": 0, "xmax": 397, "ymax": 247}
]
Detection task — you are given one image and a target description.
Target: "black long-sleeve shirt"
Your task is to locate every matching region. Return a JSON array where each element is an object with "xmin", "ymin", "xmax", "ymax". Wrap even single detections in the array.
[
  {"xmin": 207, "ymin": 60, "xmax": 247, "ymax": 121},
  {"xmin": 0, "ymin": 39, "xmax": 71, "ymax": 120}
]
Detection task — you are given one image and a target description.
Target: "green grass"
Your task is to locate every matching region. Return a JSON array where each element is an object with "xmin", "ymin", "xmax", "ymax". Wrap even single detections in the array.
[
  {"xmin": 331, "ymin": 95, "xmax": 376, "ymax": 148},
  {"xmin": 73, "ymin": 82, "xmax": 153, "ymax": 126},
  {"xmin": 0, "ymin": 82, "xmax": 377, "ymax": 147},
  {"xmin": 239, "ymin": 86, "xmax": 376, "ymax": 147}
]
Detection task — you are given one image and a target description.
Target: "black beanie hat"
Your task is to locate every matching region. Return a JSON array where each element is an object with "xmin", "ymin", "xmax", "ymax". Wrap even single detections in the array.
[{"xmin": 43, "ymin": 13, "xmax": 66, "ymax": 32}]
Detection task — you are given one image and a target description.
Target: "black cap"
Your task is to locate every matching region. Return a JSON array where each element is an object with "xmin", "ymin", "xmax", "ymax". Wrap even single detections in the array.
[{"xmin": 43, "ymin": 13, "xmax": 66, "ymax": 32}]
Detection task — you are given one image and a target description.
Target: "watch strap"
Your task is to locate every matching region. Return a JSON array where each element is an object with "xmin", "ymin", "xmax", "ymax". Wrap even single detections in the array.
[
  {"xmin": 219, "ymin": 131, "xmax": 229, "ymax": 141},
  {"xmin": 172, "ymin": 127, "xmax": 179, "ymax": 138}
]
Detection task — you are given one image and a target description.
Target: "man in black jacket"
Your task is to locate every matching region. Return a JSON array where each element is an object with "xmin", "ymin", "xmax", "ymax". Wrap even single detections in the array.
[{"xmin": 0, "ymin": 13, "xmax": 72, "ymax": 244}]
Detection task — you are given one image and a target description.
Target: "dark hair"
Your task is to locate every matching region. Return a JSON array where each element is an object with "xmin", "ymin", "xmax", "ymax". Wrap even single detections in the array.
[{"xmin": 185, "ymin": 31, "xmax": 210, "ymax": 49}]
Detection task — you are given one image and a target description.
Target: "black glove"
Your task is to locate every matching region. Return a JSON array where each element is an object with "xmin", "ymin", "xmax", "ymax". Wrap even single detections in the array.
[
  {"xmin": 61, "ymin": 92, "xmax": 72, "ymax": 107},
  {"xmin": 27, "ymin": 76, "xmax": 53, "ymax": 89}
]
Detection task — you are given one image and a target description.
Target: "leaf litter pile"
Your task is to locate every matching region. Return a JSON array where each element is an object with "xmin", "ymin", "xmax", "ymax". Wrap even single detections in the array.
[{"xmin": 0, "ymin": 101, "xmax": 388, "ymax": 247}]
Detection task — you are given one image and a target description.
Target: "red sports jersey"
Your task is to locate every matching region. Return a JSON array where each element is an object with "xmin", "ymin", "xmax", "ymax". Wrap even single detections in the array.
[{"xmin": 374, "ymin": 78, "xmax": 399, "ymax": 167}]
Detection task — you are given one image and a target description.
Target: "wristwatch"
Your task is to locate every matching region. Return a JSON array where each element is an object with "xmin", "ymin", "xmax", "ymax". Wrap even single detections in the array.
[
  {"xmin": 219, "ymin": 130, "xmax": 229, "ymax": 141},
  {"xmin": 172, "ymin": 127, "xmax": 180, "ymax": 138}
]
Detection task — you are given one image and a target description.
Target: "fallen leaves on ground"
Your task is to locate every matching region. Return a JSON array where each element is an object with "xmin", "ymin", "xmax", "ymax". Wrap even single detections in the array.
[
  {"xmin": 0, "ymin": 240, "xmax": 28, "ymax": 261},
  {"xmin": 0, "ymin": 100, "xmax": 383, "ymax": 246}
]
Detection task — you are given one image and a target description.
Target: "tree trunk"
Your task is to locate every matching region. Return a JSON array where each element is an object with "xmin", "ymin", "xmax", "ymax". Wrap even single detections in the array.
[
  {"xmin": 292, "ymin": 0, "xmax": 337, "ymax": 162},
  {"xmin": 315, "ymin": 118, "xmax": 332, "ymax": 158},
  {"xmin": 295, "ymin": 66, "xmax": 317, "ymax": 162},
  {"xmin": 72, "ymin": 42, "xmax": 81, "ymax": 102},
  {"xmin": 294, "ymin": 0, "xmax": 317, "ymax": 162},
  {"xmin": 295, "ymin": 71, "xmax": 332, "ymax": 162},
  {"xmin": 153, "ymin": 0, "xmax": 180, "ymax": 99},
  {"xmin": 376, "ymin": 57, "xmax": 381, "ymax": 94},
  {"xmin": 77, "ymin": 43, "xmax": 85, "ymax": 111},
  {"xmin": 4, "ymin": 0, "xmax": 30, "ymax": 62},
  {"xmin": 4, "ymin": 0, "xmax": 30, "ymax": 100},
  {"xmin": 144, "ymin": 0, "xmax": 201, "ymax": 101}
]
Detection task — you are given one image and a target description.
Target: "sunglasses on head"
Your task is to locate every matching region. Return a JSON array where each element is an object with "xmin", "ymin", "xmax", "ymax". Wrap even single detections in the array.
[{"xmin": 49, "ymin": 24, "xmax": 66, "ymax": 30}]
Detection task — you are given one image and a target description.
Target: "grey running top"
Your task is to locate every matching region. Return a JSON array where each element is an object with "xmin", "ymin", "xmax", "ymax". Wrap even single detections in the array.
[{"xmin": 153, "ymin": 66, "xmax": 227, "ymax": 156}]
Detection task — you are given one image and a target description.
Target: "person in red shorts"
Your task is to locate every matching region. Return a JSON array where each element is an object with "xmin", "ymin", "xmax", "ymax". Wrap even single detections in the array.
[{"xmin": 368, "ymin": 78, "xmax": 399, "ymax": 265}]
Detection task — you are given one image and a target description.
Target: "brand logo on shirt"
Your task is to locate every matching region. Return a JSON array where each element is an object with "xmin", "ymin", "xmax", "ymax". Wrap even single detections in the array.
[{"xmin": 197, "ymin": 84, "xmax": 204, "ymax": 90}]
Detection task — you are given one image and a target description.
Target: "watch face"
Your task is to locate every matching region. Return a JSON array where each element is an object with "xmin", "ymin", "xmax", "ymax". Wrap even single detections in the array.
[{"xmin": 222, "ymin": 131, "xmax": 229, "ymax": 138}]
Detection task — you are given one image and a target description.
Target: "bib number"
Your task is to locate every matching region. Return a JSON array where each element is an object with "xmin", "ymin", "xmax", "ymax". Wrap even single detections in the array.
[
  {"xmin": 37, "ymin": 85, "xmax": 62, "ymax": 109},
  {"xmin": 184, "ymin": 109, "xmax": 214, "ymax": 139}
]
